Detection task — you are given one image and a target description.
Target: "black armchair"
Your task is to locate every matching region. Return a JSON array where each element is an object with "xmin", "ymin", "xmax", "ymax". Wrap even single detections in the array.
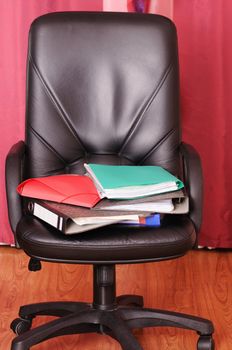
[{"xmin": 6, "ymin": 12, "xmax": 214, "ymax": 350}]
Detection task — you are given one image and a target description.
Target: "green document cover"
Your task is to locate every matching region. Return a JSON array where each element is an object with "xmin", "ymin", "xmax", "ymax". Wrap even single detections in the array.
[{"xmin": 85, "ymin": 164, "xmax": 184, "ymax": 190}]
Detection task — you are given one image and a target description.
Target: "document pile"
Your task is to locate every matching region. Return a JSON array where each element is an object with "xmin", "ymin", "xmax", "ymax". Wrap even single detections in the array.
[{"xmin": 17, "ymin": 164, "xmax": 188, "ymax": 235}]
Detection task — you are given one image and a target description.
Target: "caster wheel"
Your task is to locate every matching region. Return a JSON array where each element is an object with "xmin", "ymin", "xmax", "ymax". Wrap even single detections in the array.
[
  {"xmin": 197, "ymin": 335, "xmax": 215, "ymax": 350},
  {"xmin": 10, "ymin": 317, "xmax": 32, "ymax": 335},
  {"xmin": 28, "ymin": 258, "xmax": 41, "ymax": 271}
]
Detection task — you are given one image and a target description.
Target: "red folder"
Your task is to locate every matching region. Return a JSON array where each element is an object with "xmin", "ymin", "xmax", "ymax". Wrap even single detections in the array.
[{"xmin": 17, "ymin": 175, "xmax": 101, "ymax": 208}]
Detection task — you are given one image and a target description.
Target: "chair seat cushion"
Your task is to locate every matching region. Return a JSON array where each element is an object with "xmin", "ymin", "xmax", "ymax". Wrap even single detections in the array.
[{"xmin": 16, "ymin": 215, "xmax": 196, "ymax": 264}]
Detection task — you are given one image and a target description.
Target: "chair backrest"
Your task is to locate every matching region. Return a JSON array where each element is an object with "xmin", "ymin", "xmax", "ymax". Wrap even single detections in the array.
[{"xmin": 25, "ymin": 12, "xmax": 181, "ymax": 179}]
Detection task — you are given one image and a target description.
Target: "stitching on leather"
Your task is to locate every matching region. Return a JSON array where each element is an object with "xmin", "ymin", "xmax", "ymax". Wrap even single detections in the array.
[
  {"xmin": 67, "ymin": 152, "xmax": 118, "ymax": 167},
  {"xmin": 66, "ymin": 157, "xmax": 84, "ymax": 168},
  {"xmin": 67, "ymin": 152, "xmax": 135, "ymax": 167},
  {"xmin": 138, "ymin": 128, "xmax": 177, "ymax": 164},
  {"xmin": 119, "ymin": 62, "xmax": 174, "ymax": 155},
  {"xmin": 21, "ymin": 224, "xmax": 195, "ymax": 249},
  {"xmin": 22, "ymin": 234, "xmax": 194, "ymax": 250},
  {"xmin": 28, "ymin": 54, "xmax": 87, "ymax": 154},
  {"xmin": 29, "ymin": 125, "xmax": 66, "ymax": 164}
]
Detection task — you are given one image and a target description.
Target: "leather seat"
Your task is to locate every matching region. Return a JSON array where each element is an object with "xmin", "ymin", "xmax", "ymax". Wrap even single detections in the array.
[
  {"xmin": 17, "ymin": 215, "xmax": 195, "ymax": 263},
  {"xmin": 6, "ymin": 12, "xmax": 215, "ymax": 350}
]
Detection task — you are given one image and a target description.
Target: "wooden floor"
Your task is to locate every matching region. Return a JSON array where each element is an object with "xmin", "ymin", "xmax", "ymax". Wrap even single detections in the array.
[{"xmin": 0, "ymin": 247, "xmax": 232, "ymax": 350}]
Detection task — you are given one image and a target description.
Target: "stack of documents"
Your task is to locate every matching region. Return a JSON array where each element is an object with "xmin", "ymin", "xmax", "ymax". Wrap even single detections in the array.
[
  {"xmin": 94, "ymin": 189, "xmax": 188, "ymax": 214},
  {"xmin": 17, "ymin": 163, "xmax": 188, "ymax": 235},
  {"xmin": 24, "ymin": 199, "xmax": 161, "ymax": 234}
]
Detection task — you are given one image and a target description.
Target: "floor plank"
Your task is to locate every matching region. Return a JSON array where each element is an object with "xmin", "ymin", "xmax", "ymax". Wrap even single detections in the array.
[{"xmin": 0, "ymin": 247, "xmax": 232, "ymax": 349}]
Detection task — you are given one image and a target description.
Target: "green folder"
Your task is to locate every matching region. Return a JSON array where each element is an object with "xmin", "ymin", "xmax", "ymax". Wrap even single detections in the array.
[{"xmin": 84, "ymin": 164, "xmax": 184, "ymax": 199}]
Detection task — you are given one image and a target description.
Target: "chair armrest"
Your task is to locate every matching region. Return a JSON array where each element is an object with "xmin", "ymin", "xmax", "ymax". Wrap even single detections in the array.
[
  {"xmin": 180, "ymin": 142, "xmax": 203, "ymax": 233},
  {"xmin": 5, "ymin": 141, "xmax": 26, "ymax": 235}
]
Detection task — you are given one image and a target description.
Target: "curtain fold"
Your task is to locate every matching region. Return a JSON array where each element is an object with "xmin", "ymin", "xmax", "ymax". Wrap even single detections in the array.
[
  {"xmin": 133, "ymin": 0, "xmax": 173, "ymax": 17},
  {"xmin": 104, "ymin": 1, "xmax": 173, "ymax": 17},
  {"xmin": 145, "ymin": 0, "xmax": 173, "ymax": 18},
  {"xmin": 103, "ymin": 0, "xmax": 128, "ymax": 12},
  {"xmin": 174, "ymin": 0, "xmax": 232, "ymax": 247}
]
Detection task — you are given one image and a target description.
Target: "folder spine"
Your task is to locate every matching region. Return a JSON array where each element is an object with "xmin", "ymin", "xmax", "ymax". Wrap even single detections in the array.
[{"xmin": 26, "ymin": 200, "xmax": 67, "ymax": 231}]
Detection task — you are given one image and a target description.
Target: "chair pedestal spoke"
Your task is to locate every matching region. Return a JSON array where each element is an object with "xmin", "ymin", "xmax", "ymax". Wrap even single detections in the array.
[
  {"xmin": 117, "ymin": 294, "xmax": 144, "ymax": 307},
  {"xmin": 19, "ymin": 301, "xmax": 90, "ymax": 318},
  {"xmin": 11, "ymin": 309, "xmax": 101, "ymax": 350},
  {"xmin": 119, "ymin": 307, "xmax": 214, "ymax": 335},
  {"xmin": 100, "ymin": 312, "xmax": 143, "ymax": 350}
]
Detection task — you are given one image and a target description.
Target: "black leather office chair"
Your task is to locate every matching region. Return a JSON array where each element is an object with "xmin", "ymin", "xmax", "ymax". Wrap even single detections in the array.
[{"xmin": 6, "ymin": 12, "xmax": 214, "ymax": 350}]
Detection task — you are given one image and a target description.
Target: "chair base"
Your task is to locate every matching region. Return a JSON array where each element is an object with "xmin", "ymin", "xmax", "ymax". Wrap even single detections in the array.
[{"xmin": 10, "ymin": 264, "xmax": 215, "ymax": 350}]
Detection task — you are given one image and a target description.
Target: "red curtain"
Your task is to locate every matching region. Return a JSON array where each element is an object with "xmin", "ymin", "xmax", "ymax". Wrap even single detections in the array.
[
  {"xmin": 104, "ymin": 0, "xmax": 173, "ymax": 17},
  {"xmin": 145, "ymin": 0, "xmax": 173, "ymax": 18},
  {"xmin": 1, "ymin": 1, "xmax": 231, "ymax": 247},
  {"xmin": 0, "ymin": 1, "xmax": 102, "ymax": 245},
  {"xmin": 174, "ymin": 1, "xmax": 232, "ymax": 247},
  {"xmin": 130, "ymin": 0, "xmax": 173, "ymax": 17}
]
